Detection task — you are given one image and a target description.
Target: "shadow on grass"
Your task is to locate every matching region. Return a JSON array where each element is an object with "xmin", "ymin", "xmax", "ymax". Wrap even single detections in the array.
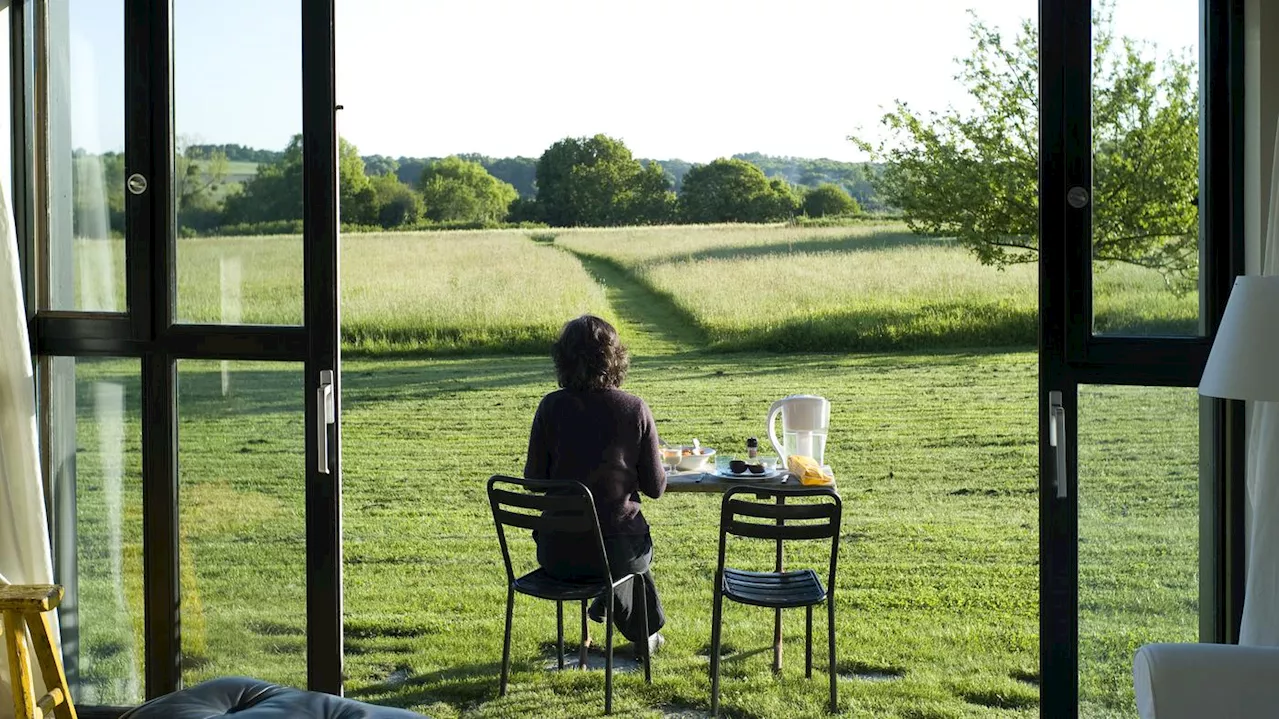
[
  {"xmin": 704, "ymin": 306, "xmax": 1037, "ymax": 353},
  {"xmin": 952, "ymin": 680, "xmax": 1039, "ymax": 710},
  {"xmin": 347, "ymin": 659, "xmax": 503, "ymax": 707},
  {"xmin": 835, "ymin": 659, "xmax": 907, "ymax": 681}
]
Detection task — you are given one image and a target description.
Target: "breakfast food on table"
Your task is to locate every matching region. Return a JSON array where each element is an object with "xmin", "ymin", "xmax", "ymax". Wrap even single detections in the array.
[{"xmin": 787, "ymin": 454, "xmax": 833, "ymax": 485}]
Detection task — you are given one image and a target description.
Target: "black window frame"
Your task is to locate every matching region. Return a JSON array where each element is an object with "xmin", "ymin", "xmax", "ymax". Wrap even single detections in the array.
[
  {"xmin": 1038, "ymin": 0, "xmax": 1247, "ymax": 716},
  {"xmin": 11, "ymin": 0, "xmax": 343, "ymax": 710}
]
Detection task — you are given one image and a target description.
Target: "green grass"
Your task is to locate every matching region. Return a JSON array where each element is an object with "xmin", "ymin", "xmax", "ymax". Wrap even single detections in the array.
[
  {"xmin": 72, "ymin": 223, "xmax": 1195, "ymax": 354},
  {"xmin": 61, "ymin": 222, "xmax": 1200, "ymax": 716},
  {"xmin": 556, "ymin": 224, "xmax": 1198, "ymax": 350},
  {"xmin": 69, "ymin": 353, "xmax": 1198, "ymax": 718},
  {"xmin": 171, "ymin": 231, "xmax": 612, "ymax": 353}
]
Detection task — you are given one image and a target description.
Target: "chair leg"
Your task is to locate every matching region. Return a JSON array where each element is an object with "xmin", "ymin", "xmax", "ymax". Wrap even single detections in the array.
[
  {"xmin": 500, "ymin": 587, "xmax": 515, "ymax": 697},
  {"xmin": 27, "ymin": 611, "xmax": 77, "ymax": 719},
  {"xmin": 604, "ymin": 589, "xmax": 615, "ymax": 715},
  {"xmin": 805, "ymin": 605, "xmax": 814, "ymax": 679},
  {"xmin": 773, "ymin": 493, "xmax": 785, "ymax": 675},
  {"xmin": 4, "ymin": 610, "xmax": 37, "ymax": 719},
  {"xmin": 556, "ymin": 601, "xmax": 565, "ymax": 670},
  {"xmin": 636, "ymin": 576, "xmax": 651, "ymax": 684},
  {"xmin": 827, "ymin": 598, "xmax": 837, "ymax": 714},
  {"xmin": 709, "ymin": 587, "xmax": 723, "ymax": 717},
  {"xmin": 580, "ymin": 600, "xmax": 589, "ymax": 670}
]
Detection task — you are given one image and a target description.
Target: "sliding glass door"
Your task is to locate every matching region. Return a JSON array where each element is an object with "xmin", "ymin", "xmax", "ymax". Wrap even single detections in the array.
[
  {"xmin": 18, "ymin": 0, "xmax": 344, "ymax": 706},
  {"xmin": 1039, "ymin": 0, "xmax": 1245, "ymax": 716}
]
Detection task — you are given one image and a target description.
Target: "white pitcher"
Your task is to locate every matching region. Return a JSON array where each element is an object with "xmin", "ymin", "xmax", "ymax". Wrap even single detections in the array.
[{"xmin": 766, "ymin": 395, "xmax": 830, "ymax": 466}]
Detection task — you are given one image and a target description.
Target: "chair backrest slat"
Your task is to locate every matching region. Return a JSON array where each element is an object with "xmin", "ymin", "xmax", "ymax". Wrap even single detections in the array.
[
  {"xmin": 725, "ymin": 498, "xmax": 836, "ymax": 522},
  {"xmin": 491, "ymin": 508, "xmax": 541, "ymax": 531},
  {"xmin": 717, "ymin": 486, "xmax": 843, "ymax": 597},
  {"xmin": 725, "ymin": 519, "xmax": 837, "ymax": 541},
  {"xmin": 491, "ymin": 488, "xmax": 591, "ymax": 514},
  {"xmin": 487, "ymin": 475, "xmax": 612, "ymax": 586}
]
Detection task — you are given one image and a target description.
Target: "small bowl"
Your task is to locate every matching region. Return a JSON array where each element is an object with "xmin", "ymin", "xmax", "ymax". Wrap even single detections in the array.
[{"xmin": 677, "ymin": 447, "xmax": 716, "ymax": 472}]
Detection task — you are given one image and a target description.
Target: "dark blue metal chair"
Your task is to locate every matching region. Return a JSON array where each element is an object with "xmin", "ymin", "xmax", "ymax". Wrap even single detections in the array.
[
  {"xmin": 487, "ymin": 475, "xmax": 651, "ymax": 715},
  {"xmin": 710, "ymin": 486, "xmax": 842, "ymax": 715}
]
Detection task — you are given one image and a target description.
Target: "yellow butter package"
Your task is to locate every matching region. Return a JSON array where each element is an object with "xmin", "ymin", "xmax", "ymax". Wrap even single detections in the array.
[{"xmin": 787, "ymin": 455, "xmax": 834, "ymax": 486}]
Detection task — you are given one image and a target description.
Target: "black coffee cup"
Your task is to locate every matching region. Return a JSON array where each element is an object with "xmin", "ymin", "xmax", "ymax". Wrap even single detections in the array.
[{"xmin": 729, "ymin": 459, "xmax": 747, "ymax": 474}]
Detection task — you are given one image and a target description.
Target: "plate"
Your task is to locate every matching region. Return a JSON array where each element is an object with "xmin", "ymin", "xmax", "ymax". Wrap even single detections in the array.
[{"xmin": 712, "ymin": 467, "xmax": 787, "ymax": 481}]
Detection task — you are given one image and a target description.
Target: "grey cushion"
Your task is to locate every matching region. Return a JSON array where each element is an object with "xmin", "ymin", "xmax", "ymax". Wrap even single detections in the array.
[{"xmin": 120, "ymin": 676, "xmax": 427, "ymax": 719}]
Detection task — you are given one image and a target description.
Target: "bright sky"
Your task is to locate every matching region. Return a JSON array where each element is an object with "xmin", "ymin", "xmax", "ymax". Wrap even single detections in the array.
[{"xmin": 69, "ymin": 0, "xmax": 1198, "ymax": 163}]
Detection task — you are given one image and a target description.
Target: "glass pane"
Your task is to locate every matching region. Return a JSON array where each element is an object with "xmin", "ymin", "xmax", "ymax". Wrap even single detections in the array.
[
  {"xmin": 46, "ymin": 0, "xmax": 126, "ymax": 311},
  {"xmin": 178, "ymin": 361, "xmax": 306, "ymax": 686},
  {"xmin": 1078, "ymin": 385, "xmax": 1200, "ymax": 717},
  {"xmin": 173, "ymin": 1, "xmax": 302, "ymax": 325},
  {"xmin": 48, "ymin": 357, "xmax": 145, "ymax": 705},
  {"xmin": 0, "ymin": 2, "xmax": 12, "ymax": 217},
  {"xmin": 1091, "ymin": 1, "xmax": 1201, "ymax": 336}
]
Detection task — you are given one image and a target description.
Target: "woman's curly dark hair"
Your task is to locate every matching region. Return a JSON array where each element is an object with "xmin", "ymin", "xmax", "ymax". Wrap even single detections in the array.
[{"xmin": 552, "ymin": 315, "xmax": 629, "ymax": 391}]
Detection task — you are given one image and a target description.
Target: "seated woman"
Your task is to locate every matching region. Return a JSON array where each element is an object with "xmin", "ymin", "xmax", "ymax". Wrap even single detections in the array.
[{"xmin": 524, "ymin": 314, "xmax": 666, "ymax": 653}]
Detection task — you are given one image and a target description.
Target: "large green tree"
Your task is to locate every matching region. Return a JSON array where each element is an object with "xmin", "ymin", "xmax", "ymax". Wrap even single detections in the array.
[
  {"xmin": 802, "ymin": 183, "xmax": 861, "ymax": 218},
  {"xmin": 679, "ymin": 158, "xmax": 800, "ymax": 223},
  {"xmin": 176, "ymin": 136, "xmax": 230, "ymax": 232},
  {"xmin": 535, "ymin": 134, "xmax": 675, "ymax": 226},
  {"xmin": 418, "ymin": 156, "xmax": 518, "ymax": 224},
  {"xmin": 854, "ymin": 4, "xmax": 1198, "ymax": 287},
  {"xmin": 223, "ymin": 136, "xmax": 373, "ymax": 225}
]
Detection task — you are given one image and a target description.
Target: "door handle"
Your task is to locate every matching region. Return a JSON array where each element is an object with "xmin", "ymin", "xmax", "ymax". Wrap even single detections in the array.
[
  {"xmin": 317, "ymin": 370, "xmax": 335, "ymax": 474},
  {"xmin": 1049, "ymin": 391, "xmax": 1067, "ymax": 499}
]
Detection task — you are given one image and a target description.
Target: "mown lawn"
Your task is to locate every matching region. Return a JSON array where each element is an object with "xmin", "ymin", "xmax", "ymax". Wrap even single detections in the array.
[{"xmin": 70, "ymin": 351, "xmax": 1198, "ymax": 718}]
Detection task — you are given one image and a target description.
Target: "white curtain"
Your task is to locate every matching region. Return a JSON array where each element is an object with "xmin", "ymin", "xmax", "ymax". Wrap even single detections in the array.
[
  {"xmin": 1238, "ymin": 128, "xmax": 1279, "ymax": 647},
  {"xmin": 0, "ymin": 175, "xmax": 55, "ymax": 711}
]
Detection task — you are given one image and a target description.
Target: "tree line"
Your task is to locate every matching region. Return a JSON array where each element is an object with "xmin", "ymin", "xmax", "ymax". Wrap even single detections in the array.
[{"xmin": 72, "ymin": 135, "xmax": 871, "ymax": 237}]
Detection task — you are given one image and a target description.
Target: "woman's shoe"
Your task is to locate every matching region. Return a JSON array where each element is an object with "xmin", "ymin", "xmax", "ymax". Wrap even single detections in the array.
[{"xmin": 635, "ymin": 632, "xmax": 664, "ymax": 658}]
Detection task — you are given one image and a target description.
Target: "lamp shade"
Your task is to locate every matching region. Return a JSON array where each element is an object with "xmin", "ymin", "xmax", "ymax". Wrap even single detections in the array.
[{"xmin": 1199, "ymin": 275, "xmax": 1279, "ymax": 401}]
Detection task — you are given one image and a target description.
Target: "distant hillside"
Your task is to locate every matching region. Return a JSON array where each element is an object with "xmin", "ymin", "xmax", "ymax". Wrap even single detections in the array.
[
  {"xmin": 188, "ymin": 143, "xmax": 283, "ymax": 165},
  {"xmin": 364, "ymin": 152, "xmax": 883, "ymax": 209},
  {"xmin": 188, "ymin": 144, "xmax": 884, "ymax": 210},
  {"xmin": 731, "ymin": 153, "xmax": 884, "ymax": 211}
]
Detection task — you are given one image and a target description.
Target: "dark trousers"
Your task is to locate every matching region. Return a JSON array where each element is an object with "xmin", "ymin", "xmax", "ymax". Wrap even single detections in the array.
[{"xmin": 536, "ymin": 531, "xmax": 666, "ymax": 643}]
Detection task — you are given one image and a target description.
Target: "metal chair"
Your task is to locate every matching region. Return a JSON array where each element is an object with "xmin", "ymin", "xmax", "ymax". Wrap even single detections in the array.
[
  {"xmin": 487, "ymin": 475, "xmax": 652, "ymax": 715},
  {"xmin": 709, "ymin": 486, "xmax": 842, "ymax": 715}
]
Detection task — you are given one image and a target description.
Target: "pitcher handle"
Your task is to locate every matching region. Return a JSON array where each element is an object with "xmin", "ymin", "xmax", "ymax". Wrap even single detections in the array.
[{"xmin": 766, "ymin": 399, "xmax": 786, "ymax": 459}]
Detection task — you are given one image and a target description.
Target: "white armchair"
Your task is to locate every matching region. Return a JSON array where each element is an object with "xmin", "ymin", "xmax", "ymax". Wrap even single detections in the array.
[{"xmin": 1132, "ymin": 643, "xmax": 1278, "ymax": 719}]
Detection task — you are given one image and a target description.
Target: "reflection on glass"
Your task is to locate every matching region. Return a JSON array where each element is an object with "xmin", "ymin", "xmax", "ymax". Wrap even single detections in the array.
[
  {"xmin": 1078, "ymin": 385, "xmax": 1199, "ymax": 717},
  {"xmin": 178, "ymin": 360, "xmax": 306, "ymax": 687},
  {"xmin": 173, "ymin": 2, "xmax": 302, "ymax": 325},
  {"xmin": 47, "ymin": 0, "xmax": 126, "ymax": 311},
  {"xmin": 1090, "ymin": 1, "xmax": 1201, "ymax": 336},
  {"xmin": 50, "ymin": 357, "xmax": 145, "ymax": 704}
]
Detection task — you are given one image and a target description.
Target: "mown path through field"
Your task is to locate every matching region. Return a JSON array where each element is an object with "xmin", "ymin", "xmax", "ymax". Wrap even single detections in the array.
[{"xmin": 561, "ymin": 247, "xmax": 706, "ymax": 357}]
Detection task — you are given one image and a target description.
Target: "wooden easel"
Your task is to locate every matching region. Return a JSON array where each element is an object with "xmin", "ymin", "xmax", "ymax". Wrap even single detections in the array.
[{"xmin": 0, "ymin": 584, "xmax": 77, "ymax": 719}]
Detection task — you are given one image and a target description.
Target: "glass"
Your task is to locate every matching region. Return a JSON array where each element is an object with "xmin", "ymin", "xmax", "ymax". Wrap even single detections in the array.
[
  {"xmin": 46, "ymin": 357, "xmax": 145, "ymax": 705},
  {"xmin": 1090, "ymin": 0, "xmax": 1201, "ymax": 336},
  {"xmin": 173, "ymin": 1, "xmax": 302, "ymax": 325},
  {"xmin": 178, "ymin": 360, "xmax": 306, "ymax": 687},
  {"xmin": 45, "ymin": 0, "xmax": 126, "ymax": 311},
  {"xmin": 0, "ymin": 3, "xmax": 12, "ymax": 216},
  {"xmin": 783, "ymin": 429, "xmax": 828, "ymax": 466},
  {"xmin": 661, "ymin": 445, "xmax": 682, "ymax": 473},
  {"xmin": 1077, "ymin": 385, "xmax": 1200, "ymax": 717}
]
